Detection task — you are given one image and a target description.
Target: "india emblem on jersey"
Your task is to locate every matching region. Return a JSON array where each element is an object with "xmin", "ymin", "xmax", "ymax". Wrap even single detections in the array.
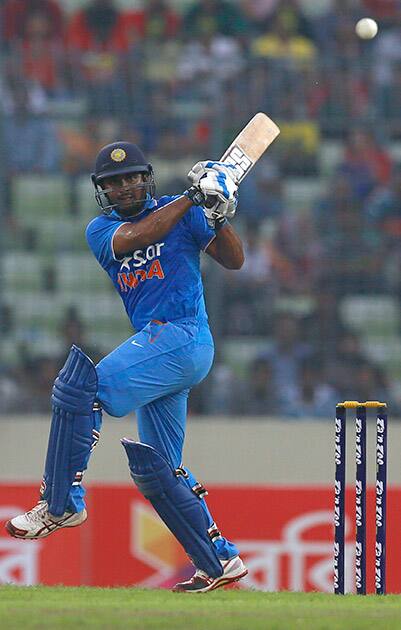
[{"xmin": 110, "ymin": 148, "xmax": 126, "ymax": 162}]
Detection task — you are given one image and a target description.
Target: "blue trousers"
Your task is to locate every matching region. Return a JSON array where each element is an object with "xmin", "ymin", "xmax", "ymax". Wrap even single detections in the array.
[{"xmin": 68, "ymin": 318, "xmax": 238, "ymax": 561}]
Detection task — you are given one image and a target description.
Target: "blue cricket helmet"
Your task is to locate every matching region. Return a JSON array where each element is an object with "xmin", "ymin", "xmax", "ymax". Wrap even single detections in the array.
[{"xmin": 91, "ymin": 141, "xmax": 155, "ymax": 214}]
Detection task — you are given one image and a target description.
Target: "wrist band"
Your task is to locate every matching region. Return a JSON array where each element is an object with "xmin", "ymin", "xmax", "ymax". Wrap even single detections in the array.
[{"xmin": 183, "ymin": 186, "xmax": 207, "ymax": 206}]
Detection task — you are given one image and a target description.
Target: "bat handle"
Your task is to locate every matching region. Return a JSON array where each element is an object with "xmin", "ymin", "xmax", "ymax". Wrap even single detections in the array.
[{"xmin": 205, "ymin": 194, "xmax": 217, "ymax": 209}]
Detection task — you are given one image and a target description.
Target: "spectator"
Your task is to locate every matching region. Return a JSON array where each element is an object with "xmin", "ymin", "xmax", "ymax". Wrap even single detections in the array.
[
  {"xmin": 152, "ymin": 125, "xmax": 194, "ymax": 159},
  {"xmin": 251, "ymin": 10, "xmax": 317, "ymax": 66},
  {"xmin": 66, "ymin": 0, "xmax": 131, "ymax": 114},
  {"xmin": 2, "ymin": 0, "xmax": 64, "ymax": 46},
  {"xmin": 279, "ymin": 356, "xmax": 339, "ymax": 419},
  {"xmin": 182, "ymin": 0, "xmax": 249, "ymax": 40},
  {"xmin": 175, "ymin": 29, "xmax": 246, "ymax": 142},
  {"xmin": 7, "ymin": 8, "xmax": 67, "ymax": 96},
  {"xmin": 365, "ymin": 168, "xmax": 401, "ymax": 302},
  {"xmin": 67, "ymin": 0, "xmax": 131, "ymax": 53},
  {"xmin": 23, "ymin": 355, "xmax": 60, "ymax": 413},
  {"xmin": 177, "ymin": 31, "xmax": 245, "ymax": 88},
  {"xmin": 124, "ymin": 0, "xmax": 181, "ymax": 100},
  {"xmin": 320, "ymin": 204, "xmax": 384, "ymax": 294},
  {"xmin": 317, "ymin": 67, "xmax": 370, "ymax": 137},
  {"xmin": 260, "ymin": 313, "xmax": 312, "ymax": 400},
  {"xmin": 238, "ymin": 356, "xmax": 279, "ymax": 416},
  {"xmin": 203, "ymin": 362, "xmax": 242, "ymax": 415},
  {"xmin": 264, "ymin": 0, "xmax": 315, "ymax": 40},
  {"xmin": 129, "ymin": 0, "xmax": 180, "ymax": 42},
  {"xmin": 241, "ymin": 0, "xmax": 281, "ymax": 25},
  {"xmin": 249, "ymin": 56, "xmax": 310, "ymax": 124},
  {"xmin": 362, "ymin": 0, "xmax": 400, "ymax": 22},
  {"xmin": 338, "ymin": 129, "xmax": 392, "ymax": 201},
  {"xmin": 238, "ymin": 158, "xmax": 284, "ymax": 224},
  {"xmin": 58, "ymin": 116, "xmax": 121, "ymax": 176},
  {"xmin": 366, "ymin": 167, "xmax": 401, "ymax": 244},
  {"xmin": 310, "ymin": 0, "xmax": 361, "ymax": 57},
  {"xmin": 352, "ymin": 360, "xmax": 393, "ymax": 407},
  {"xmin": 332, "ymin": 14, "xmax": 365, "ymax": 64},
  {"xmin": 0, "ymin": 367, "xmax": 25, "ymax": 413},
  {"xmin": 373, "ymin": 23, "xmax": 401, "ymax": 91},
  {"xmin": 298, "ymin": 0, "xmax": 336, "ymax": 21},
  {"xmin": 376, "ymin": 62, "xmax": 401, "ymax": 137},
  {"xmin": 313, "ymin": 174, "xmax": 355, "ymax": 239},
  {"xmin": 0, "ymin": 75, "xmax": 61, "ymax": 173},
  {"xmin": 301, "ymin": 284, "xmax": 348, "ymax": 364},
  {"xmin": 57, "ymin": 306, "xmax": 102, "ymax": 365},
  {"xmin": 327, "ymin": 331, "xmax": 369, "ymax": 400},
  {"xmin": 222, "ymin": 223, "xmax": 276, "ymax": 335},
  {"xmin": 273, "ymin": 208, "xmax": 321, "ymax": 293}
]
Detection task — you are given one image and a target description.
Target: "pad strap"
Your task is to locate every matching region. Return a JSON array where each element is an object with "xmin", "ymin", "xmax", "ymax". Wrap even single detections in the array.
[
  {"xmin": 175, "ymin": 467, "xmax": 208, "ymax": 499},
  {"xmin": 122, "ymin": 440, "xmax": 223, "ymax": 578}
]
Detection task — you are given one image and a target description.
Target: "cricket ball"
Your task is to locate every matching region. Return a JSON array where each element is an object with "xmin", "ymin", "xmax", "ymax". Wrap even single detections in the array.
[{"xmin": 355, "ymin": 17, "xmax": 378, "ymax": 40}]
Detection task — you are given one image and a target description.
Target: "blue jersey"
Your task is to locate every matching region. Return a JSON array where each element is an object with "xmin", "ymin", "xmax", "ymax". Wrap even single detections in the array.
[{"xmin": 85, "ymin": 196, "xmax": 216, "ymax": 333}]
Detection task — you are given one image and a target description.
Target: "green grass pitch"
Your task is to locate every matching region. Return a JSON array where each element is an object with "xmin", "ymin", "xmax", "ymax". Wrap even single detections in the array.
[{"xmin": 1, "ymin": 586, "xmax": 401, "ymax": 629}]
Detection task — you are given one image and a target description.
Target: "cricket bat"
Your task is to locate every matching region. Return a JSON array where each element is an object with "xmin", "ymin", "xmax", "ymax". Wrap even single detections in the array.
[{"xmin": 220, "ymin": 112, "xmax": 280, "ymax": 183}]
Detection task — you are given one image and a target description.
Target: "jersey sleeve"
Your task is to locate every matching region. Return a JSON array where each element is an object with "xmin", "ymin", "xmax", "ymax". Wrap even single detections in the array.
[
  {"xmin": 183, "ymin": 205, "xmax": 216, "ymax": 251},
  {"xmin": 85, "ymin": 216, "xmax": 126, "ymax": 269}
]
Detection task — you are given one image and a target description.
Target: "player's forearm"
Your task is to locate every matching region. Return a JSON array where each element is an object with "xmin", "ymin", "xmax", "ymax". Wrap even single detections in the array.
[
  {"xmin": 113, "ymin": 196, "xmax": 192, "ymax": 255},
  {"xmin": 212, "ymin": 223, "xmax": 244, "ymax": 269}
]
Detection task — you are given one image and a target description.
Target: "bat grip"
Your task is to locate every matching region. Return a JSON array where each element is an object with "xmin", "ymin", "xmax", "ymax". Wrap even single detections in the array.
[{"xmin": 205, "ymin": 194, "xmax": 217, "ymax": 209}]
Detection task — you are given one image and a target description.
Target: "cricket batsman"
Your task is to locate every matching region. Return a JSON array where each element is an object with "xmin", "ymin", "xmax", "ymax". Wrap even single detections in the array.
[{"xmin": 6, "ymin": 141, "xmax": 247, "ymax": 593}]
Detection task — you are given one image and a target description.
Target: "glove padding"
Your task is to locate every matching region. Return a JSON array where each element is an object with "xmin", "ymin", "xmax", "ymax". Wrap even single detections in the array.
[
  {"xmin": 188, "ymin": 160, "xmax": 240, "ymax": 187},
  {"xmin": 190, "ymin": 168, "xmax": 238, "ymax": 219}
]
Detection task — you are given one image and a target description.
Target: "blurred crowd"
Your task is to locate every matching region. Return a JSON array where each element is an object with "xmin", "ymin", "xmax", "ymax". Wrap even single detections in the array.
[
  {"xmin": 1, "ymin": 0, "xmax": 401, "ymax": 417},
  {"xmin": 1, "ymin": 0, "xmax": 401, "ymax": 170}
]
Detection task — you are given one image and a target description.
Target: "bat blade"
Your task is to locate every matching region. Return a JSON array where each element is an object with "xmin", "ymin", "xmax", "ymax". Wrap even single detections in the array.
[{"xmin": 220, "ymin": 112, "xmax": 280, "ymax": 183}]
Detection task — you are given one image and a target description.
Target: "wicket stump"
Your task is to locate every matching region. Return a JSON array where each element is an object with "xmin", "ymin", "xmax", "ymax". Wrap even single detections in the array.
[{"xmin": 334, "ymin": 401, "xmax": 388, "ymax": 595}]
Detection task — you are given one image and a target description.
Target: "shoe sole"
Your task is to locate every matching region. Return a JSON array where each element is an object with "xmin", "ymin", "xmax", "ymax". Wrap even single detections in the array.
[
  {"xmin": 173, "ymin": 568, "xmax": 248, "ymax": 594},
  {"xmin": 5, "ymin": 511, "xmax": 87, "ymax": 540}
]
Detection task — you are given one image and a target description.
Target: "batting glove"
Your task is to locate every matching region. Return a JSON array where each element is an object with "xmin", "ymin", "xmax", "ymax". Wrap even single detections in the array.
[
  {"xmin": 198, "ymin": 169, "xmax": 238, "ymax": 214},
  {"xmin": 188, "ymin": 161, "xmax": 240, "ymax": 186}
]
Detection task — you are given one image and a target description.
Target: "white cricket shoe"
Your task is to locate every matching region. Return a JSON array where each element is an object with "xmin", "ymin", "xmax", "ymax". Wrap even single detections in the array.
[
  {"xmin": 5, "ymin": 500, "xmax": 87, "ymax": 539},
  {"xmin": 172, "ymin": 555, "xmax": 248, "ymax": 593}
]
